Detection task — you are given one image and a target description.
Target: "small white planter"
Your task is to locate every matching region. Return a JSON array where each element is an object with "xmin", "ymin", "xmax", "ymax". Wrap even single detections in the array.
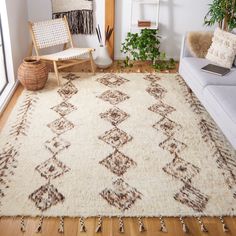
[{"xmin": 95, "ymin": 45, "xmax": 113, "ymax": 69}]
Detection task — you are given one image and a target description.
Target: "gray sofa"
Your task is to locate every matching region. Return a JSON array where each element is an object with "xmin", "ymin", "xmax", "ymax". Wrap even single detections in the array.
[{"xmin": 179, "ymin": 35, "xmax": 236, "ymax": 149}]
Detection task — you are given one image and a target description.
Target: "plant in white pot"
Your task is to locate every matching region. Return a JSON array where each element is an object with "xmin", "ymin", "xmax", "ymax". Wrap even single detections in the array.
[{"xmin": 94, "ymin": 25, "xmax": 113, "ymax": 69}]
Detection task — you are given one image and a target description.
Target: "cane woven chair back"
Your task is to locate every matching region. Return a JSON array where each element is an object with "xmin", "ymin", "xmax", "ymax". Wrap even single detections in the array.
[{"xmin": 31, "ymin": 18, "xmax": 70, "ymax": 49}]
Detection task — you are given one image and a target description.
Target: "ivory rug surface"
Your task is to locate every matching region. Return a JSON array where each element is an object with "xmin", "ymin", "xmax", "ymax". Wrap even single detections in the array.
[{"xmin": 0, "ymin": 73, "xmax": 236, "ymax": 218}]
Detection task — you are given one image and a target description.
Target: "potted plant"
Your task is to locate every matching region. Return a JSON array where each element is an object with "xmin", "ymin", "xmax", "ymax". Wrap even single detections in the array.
[
  {"xmin": 120, "ymin": 29, "xmax": 175, "ymax": 71},
  {"xmin": 204, "ymin": 0, "xmax": 236, "ymax": 31}
]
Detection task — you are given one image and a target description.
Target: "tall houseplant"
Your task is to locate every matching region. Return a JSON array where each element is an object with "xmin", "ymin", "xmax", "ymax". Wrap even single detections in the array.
[
  {"xmin": 121, "ymin": 29, "xmax": 175, "ymax": 70},
  {"xmin": 204, "ymin": 0, "xmax": 236, "ymax": 31}
]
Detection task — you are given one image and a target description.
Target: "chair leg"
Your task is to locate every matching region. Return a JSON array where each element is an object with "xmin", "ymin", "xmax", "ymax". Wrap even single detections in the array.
[
  {"xmin": 28, "ymin": 41, "xmax": 34, "ymax": 57},
  {"xmin": 89, "ymin": 51, "xmax": 96, "ymax": 75},
  {"xmin": 53, "ymin": 61, "xmax": 60, "ymax": 86}
]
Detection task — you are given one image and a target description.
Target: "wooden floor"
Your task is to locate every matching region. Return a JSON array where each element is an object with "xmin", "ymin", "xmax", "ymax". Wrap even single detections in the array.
[{"xmin": 0, "ymin": 62, "xmax": 236, "ymax": 236}]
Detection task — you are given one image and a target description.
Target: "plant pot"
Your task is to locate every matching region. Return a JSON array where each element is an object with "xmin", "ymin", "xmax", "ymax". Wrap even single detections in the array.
[
  {"xmin": 18, "ymin": 57, "xmax": 48, "ymax": 91},
  {"xmin": 95, "ymin": 45, "xmax": 113, "ymax": 69}
]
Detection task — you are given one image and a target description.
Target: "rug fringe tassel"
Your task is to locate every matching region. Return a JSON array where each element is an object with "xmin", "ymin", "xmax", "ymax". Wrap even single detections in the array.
[
  {"xmin": 79, "ymin": 217, "xmax": 86, "ymax": 232},
  {"xmin": 179, "ymin": 217, "xmax": 189, "ymax": 233},
  {"xmin": 197, "ymin": 217, "xmax": 208, "ymax": 233},
  {"xmin": 20, "ymin": 216, "xmax": 26, "ymax": 232},
  {"xmin": 36, "ymin": 216, "xmax": 44, "ymax": 233},
  {"xmin": 119, "ymin": 217, "xmax": 125, "ymax": 233},
  {"xmin": 58, "ymin": 217, "xmax": 64, "ymax": 234},
  {"xmin": 219, "ymin": 217, "xmax": 229, "ymax": 233},
  {"xmin": 138, "ymin": 217, "xmax": 145, "ymax": 232},
  {"xmin": 95, "ymin": 217, "xmax": 102, "ymax": 233},
  {"xmin": 159, "ymin": 216, "xmax": 167, "ymax": 233}
]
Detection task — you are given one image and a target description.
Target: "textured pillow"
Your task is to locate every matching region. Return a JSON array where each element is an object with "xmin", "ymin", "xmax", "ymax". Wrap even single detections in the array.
[
  {"xmin": 206, "ymin": 28, "xmax": 236, "ymax": 68},
  {"xmin": 187, "ymin": 31, "xmax": 213, "ymax": 58}
]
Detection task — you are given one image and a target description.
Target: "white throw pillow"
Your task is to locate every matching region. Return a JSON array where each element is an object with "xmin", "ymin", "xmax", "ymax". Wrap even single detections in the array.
[{"xmin": 206, "ymin": 28, "xmax": 236, "ymax": 68}]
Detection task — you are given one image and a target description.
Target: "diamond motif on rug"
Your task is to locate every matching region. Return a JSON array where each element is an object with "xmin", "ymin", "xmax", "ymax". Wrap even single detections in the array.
[
  {"xmin": 98, "ymin": 90, "xmax": 130, "ymax": 105},
  {"xmin": 57, "ymin": 81, "xmax": 78, "ymax": 100},
  {"xmin": 160, "ymin": 137, "xmax": 187, "ymax": 154},
  {"xmin": 45, "ymin": 137, "xmax": 71, "ymax": 155},
  {"xmin": 29, "ymin": 183, "xmax": 64, "ymax": 211},
  {"xmin": 100, "ymin": 178, "xmax": 142, "ymax": 211},
  {"xmin": 163, "ymin": 156, "xmax": 200, "ymax": 183},
  {"xmin": 97, "ymin": 74, "xmax": 129, "ymax": 87},
  {"xmin": 62, "ymin": 73, "xmax": 80, "ymax": 81},
  {"xmin": 47, "ymin": 117, "xmax": 74, "ymax": 135},
  {"xmin": 51, "ymin": 101, "xmax": 77, "ymax": 116},
  {"xmin": 174, "ymin": 184, "xmax": 209, "ymax": 212},
  {"xmin": 146, "ymin": 84, "xmax": 167, "ymax": 100},
  {"xmin": 153, "ymin": 117, "xmax": 182, "ymax": 136},
  {"xmin": 143, "ymin": 74, "xmax": 161, "ymax": 83},
  {"xmin": 148, "ymin": 102, "xmax": 176, "ymax": 117},
  {"xmin": 99, "ymin": 150, "xmax": 136, "ymax": 176},
  {"xmin": 100, "ymin": 107, "xmax": 130, "ymax": 126},
  {"xmin": 99, "ymin": 127, "xmax": 133, "ymax": 148},
  {"xmin": 36, "ymin": 157, "xmax": 70, "ymax": 180}
]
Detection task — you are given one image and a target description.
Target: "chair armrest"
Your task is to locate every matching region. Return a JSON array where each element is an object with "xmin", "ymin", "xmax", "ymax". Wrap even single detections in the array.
[{"xmin": 180, "ymin": 33, "xmax": 192, "ymax": 59}]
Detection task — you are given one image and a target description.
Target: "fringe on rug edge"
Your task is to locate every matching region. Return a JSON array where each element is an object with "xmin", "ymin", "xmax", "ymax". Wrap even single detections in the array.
[{"xmin": 14, "ymin": 215, "xmax": 232, "ymax": 233}]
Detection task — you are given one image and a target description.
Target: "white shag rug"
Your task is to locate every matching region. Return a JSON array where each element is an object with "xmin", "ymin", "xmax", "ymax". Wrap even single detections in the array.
[{"xmin": 0, "ymin": 72, "xmax": 236, "ymax": 218}]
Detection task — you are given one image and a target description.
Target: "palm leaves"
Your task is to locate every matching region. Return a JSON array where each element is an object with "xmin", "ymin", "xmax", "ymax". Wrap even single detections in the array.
[{"xmin": 204, "ymin": 0, "xmax": 236, "ymax": 31}]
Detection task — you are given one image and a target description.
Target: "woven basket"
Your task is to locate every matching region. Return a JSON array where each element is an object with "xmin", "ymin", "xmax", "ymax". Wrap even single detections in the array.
[{"xmin": 18, "ymin": 57, "xmax": 48, "ymax": 91}]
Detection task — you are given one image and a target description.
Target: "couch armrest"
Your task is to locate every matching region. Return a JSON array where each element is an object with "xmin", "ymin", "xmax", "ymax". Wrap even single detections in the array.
[{"xmin": 180, "ymin": 33, "xmax": 192, "ymax": 59}]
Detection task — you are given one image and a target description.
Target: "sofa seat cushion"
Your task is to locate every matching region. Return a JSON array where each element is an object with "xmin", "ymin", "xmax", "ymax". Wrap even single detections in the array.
[
  {"xmin": 203, "ymin": 86, "xmax": 236, "ymax": 133},
  {"xmin": 181, "ymin": 57, "xmax": 236, "ymax": 88}
]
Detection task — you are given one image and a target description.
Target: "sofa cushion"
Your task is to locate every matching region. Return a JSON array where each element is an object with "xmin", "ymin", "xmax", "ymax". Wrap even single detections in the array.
[
  {"xmin": 206, "ymin": 28, "xmax": 236, "ymax": 69},
  {"xmin": 203, "ymin": 85, "xmax": 236, "ymax": 130},
  {"xmin": 181, "ymin": 57, "xmax": 236, "ymax": 88}
]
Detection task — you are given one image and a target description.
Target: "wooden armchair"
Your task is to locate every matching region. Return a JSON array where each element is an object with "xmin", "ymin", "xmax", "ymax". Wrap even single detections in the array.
[{"xmin": 29, "ymin": 16, "xmax": 95, "ymax": 85}]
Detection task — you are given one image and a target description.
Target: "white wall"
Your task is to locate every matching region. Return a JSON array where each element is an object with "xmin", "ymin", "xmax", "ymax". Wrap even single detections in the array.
[
  {"xmin": 115, "ymin": 0, "xmax": 214, "ymax": 60},
  {"xmin": 27, "ymin": 0, "xmax": 105, "ymax": 56},
  {"xmin": 5, "ymin": 0, "xmax": 29, "ymax": 76},
  {"xmin": 27, "ymin": 0, "xmax": 213, "ymax": 60},
  {"xmin": 0, "ymin": 0, "xmax": 29, "ymax": 112}
]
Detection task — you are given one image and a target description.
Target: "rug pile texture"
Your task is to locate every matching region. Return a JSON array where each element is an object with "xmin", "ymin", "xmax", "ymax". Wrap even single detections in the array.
[{"xmin": 0, "ymin": 73, "xmax": 236, "ymax": 218}]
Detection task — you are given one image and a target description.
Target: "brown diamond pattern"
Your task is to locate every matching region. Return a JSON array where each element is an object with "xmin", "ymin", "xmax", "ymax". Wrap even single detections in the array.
[
  {"xmin": 36, "ymin": 157, "xmax": 70, "ymax": 180},
  {"xmin": 163, "ymin": 156, "xmax": 200, "ymax": 183},
  {"xmin": 98, "ymin": 90, "xmax": 130, "ymax": 105},
  {"xmin": 45, "ymin": 137, "xmax": 71, "ymax": 155},
  {"xmin": 99, "ymin": 127, "xmax": 133, "ymax": 148},
  {"xmin": 148, "ymin": 102, "xmax": 176, "ymax": 117},
  {"xmin": 143, "ymin": 74, "xmax": 161, "ymax": 83},
  {"xmin": 51, "ymin": 101, "xmax": 77, "ymax": 116},
  {"xmin": 153, "ymin": 117, "xmax": 182, "ymax": 137},
  {"xmin": 47, "ymin": 117, "xmax": 74, "ymax": 135},
  {"xmin": 159, "ymin": 137, "xmax": 187, "ymax": 154},
  {"xmin": 146, "ymin": 84, "xmax": 167, "ymax": 100},
  {"xmin": 57, "ymin": 81, "xmax": 78, "ymax": 100},
  {"xmin": 100, "ymin": 107, "xmax": 129, "ymax": 126},
  {"xmin": 29, "ymin": 183, "xmax": 65, "ymax": 211},
  {"xmin": 174, "ymin": 184, "xmax": 209, "ymax": 212},
  {"xmin": 62, "ymin": 73, "xmax": 80, "ymax": 81},
  {"xmin": 100, "ymin": 178, "xmax": 142, "ymax": 211},
  {"xmin": 99, "ymin": 150, "xmax": 137, "ymax": 176},
  {"xmin": 97, "ymin": 74, "xmax": 129, "ymax": 87}
]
